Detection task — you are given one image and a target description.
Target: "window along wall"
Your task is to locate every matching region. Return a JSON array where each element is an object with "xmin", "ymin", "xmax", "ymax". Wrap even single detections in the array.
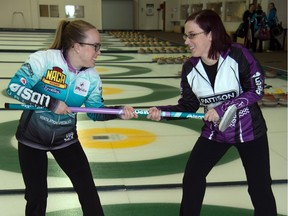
[{"xmin": 0, "ymin": 0, "xmax": 286, "ymax": 33}]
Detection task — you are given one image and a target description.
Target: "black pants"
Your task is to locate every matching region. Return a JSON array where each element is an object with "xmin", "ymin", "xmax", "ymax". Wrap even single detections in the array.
[
  {"xmin": 18, "ymin": 142, "xmax": 104, "ymax": 216},
  {"xmin": 252, "ymin": 37, "xmax": 263, "ymax": 52},
  {"xmin": 180, "ymin": 134, "xmax": 277, "ymax": 216},
  {"xmin": 269, "ymin": 34, "xmax": 282, "ymax": 50}
]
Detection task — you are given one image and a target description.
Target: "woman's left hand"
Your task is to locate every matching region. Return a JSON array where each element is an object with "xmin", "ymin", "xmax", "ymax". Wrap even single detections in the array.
[{"xmin": 119, "ymin": 106, "xmax": 138, "ymax": 119}]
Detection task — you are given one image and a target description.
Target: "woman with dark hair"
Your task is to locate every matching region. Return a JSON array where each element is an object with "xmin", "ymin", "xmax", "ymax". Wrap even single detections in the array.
[
  {"xmin": 147, "ymin": 9, "xmax": 277, "ymax": 216},
  {"xmin": 6, "ymin": 19, "xmax": 137, "ymax": 216},
  {"xmin": 242, "ymin": 3, "xmax": 255, "ymax": 48}
]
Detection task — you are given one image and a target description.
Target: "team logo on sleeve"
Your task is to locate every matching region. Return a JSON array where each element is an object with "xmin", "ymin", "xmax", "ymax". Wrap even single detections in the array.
[
  {"xmin": 21, "ymin": 63, "xmax": 34, "ymax": 77},
  {"xmin": 20, "ymin": 77, "xmax": 27, "ymax": 85},
  {"xmin": 41, "ymin": 67, "xmax": 67, "ymax": 89},
  {"xmin": 252, "ymin": 72, "xmax": 263, "ymax": 96}
]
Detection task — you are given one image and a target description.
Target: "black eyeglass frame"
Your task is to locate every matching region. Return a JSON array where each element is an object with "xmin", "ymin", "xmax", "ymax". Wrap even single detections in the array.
[
  {"xmin": 183, "ymin": 32, "xmax": 205, "ymax": 40},
  {"xmin": 78, "ymin": 42, "xmax": 101, "ymax": 52}
]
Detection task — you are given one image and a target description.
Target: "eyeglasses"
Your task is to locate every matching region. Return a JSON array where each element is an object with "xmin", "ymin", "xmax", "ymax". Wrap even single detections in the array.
[
  {"xmin": 78, "ymin": 42, "xmax": 101, "ymax": 52},
  {"xmin": 183, "ymin": 32, "xmax": 205, "ymax": 40}
]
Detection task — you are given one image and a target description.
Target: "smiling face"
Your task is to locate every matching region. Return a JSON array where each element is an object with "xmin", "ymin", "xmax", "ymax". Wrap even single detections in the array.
[
  {"xmin": 77, "ymin": 28, "xmax": 101, "ymax": 68},
  {"xmin": 184, "ymin": 20, "xmax": 212, "ymax": 59}
]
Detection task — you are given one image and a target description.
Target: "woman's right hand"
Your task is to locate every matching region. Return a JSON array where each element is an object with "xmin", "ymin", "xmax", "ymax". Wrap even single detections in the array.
[
  {"xmin": 147, "ymin": 107, "xmax": 161, "ymax": 121},
  {"xmin": 54, "ymin": 101, "xmax": 71, "ymax": 115}
]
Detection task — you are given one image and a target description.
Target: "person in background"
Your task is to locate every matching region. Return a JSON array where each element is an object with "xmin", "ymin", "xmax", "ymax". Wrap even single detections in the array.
[
  {"xmin": 250, "ymin": 4, "xmax": 268, "ymax": 52},
  {"xmin": 147, "ymin": 9, "xmax": 277, "ymax": 216},
  {"xmin": 6, "ymin": 20, "xmax": 137, "ymax": 216},
  {"xmin": 242, "ymin": 3, "xmax": 255, "ymax": 49},
  {"xmin": 267, "ymin": 2, "xmax": 282, "ymax": 51}
]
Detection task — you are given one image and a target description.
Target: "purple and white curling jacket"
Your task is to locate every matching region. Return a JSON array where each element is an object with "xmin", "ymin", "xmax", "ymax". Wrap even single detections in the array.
[{"xmin": 158, "ymin": 43, "xmax": 267, "ymax": 144}]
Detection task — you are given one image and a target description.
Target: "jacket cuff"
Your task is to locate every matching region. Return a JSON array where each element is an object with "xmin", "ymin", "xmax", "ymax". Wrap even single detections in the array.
[{"xmin": 47, "ymin": 98, "xmax": 60, "ymax": 112}]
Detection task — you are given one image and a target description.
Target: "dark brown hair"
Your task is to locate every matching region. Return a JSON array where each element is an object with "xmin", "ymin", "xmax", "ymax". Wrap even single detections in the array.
[{"xmin": 185, "ymin": 9, "xmax": 232, "ymax": 60}]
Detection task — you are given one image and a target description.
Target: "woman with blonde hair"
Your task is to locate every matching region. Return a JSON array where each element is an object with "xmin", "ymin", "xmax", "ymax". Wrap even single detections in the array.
[{"xmin": 6, "ymin": 20, "xmax": 137, "ymax": 216}]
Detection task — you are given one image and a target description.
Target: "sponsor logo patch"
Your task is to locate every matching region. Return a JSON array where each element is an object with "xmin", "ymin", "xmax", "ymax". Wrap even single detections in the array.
[
  {"xmin": 42, "ymin": 67, "xmax": 67, "ymax": 89},
  {"xmin": 44, "ymin": 85, "xmax": 60, "ymax": 94},
  {"xmin": 74, "ymin": 78, "xmax": 90, "ymax": 97},
  {"xmin": 252, "ymin": 72, "xmax": 263, "ymax": 96},
  {"xmin": 20, "ymin": 77, "xmax": 27, "ymax": 85},
  {"xmin": 199, "ymin": 91, "xmax": 237, "ymax": 105}
]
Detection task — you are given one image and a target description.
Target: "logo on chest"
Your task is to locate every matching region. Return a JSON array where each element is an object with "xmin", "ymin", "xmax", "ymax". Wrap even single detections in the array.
[
  {"xmin": 74, "ymin": 78, "xmax": 90, "ymax": 97},
  {"xmin": 42, "ymin": 67, "xmax": 67, "ymax": 89},
  {"xmin": 199, "ymin": 91, "xmax": 237, "ymax": 105}
]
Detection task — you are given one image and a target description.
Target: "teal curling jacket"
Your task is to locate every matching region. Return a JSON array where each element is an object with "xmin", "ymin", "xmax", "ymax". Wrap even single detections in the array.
[{"xmin": 6, "ymin": 49, "xmax": 119, "ymax": 150}]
